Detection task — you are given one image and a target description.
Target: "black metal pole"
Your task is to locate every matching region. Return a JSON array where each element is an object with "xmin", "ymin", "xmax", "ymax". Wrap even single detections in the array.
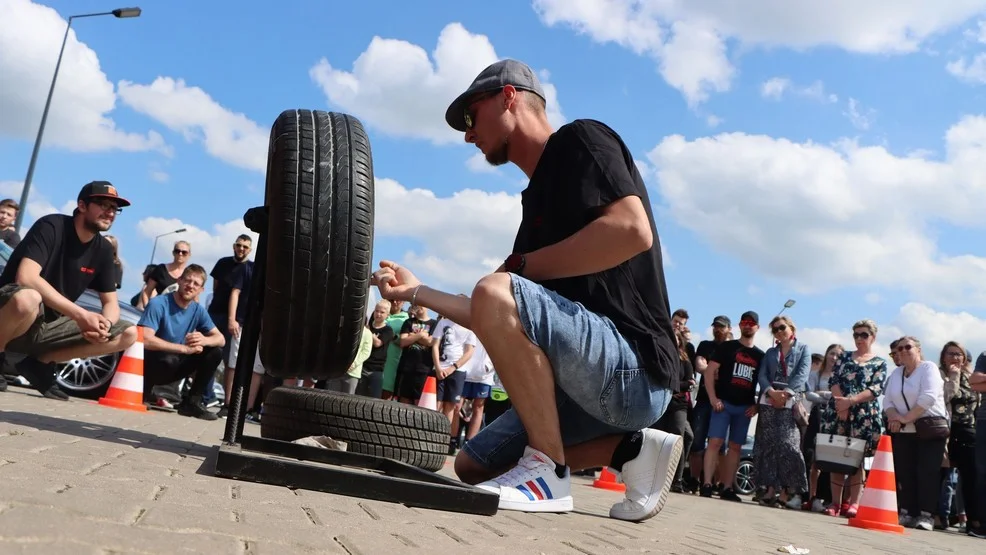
[
  {"xmin": 221, "ymin": 206, "xmax": 268, "ymax": 445},
  {"xmin": 15, "ymin": 18, "xmax": 73, "ymax": 235}
]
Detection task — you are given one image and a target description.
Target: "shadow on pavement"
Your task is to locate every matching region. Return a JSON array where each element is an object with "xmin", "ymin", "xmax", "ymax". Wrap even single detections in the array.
[{"xmin": 0, "ymin": 408, "xmax": 217, "ymax": 461}]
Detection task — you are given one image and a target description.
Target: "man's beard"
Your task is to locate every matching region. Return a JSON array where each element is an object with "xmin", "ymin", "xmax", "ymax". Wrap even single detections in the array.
[
  {"xmin": 234, "ymin": 254, "xmax": 247, "ymax": 262},
  {"xmin": 485, "ymin": 138, "xmax": 509, "ymax": 166},
  {"xmin": 83, "ymin": 217, "xmax": 110, "ymax": 233},
  {"xmin": 741, "ymin": 329, "xmax": 756, "ymax": 339}
]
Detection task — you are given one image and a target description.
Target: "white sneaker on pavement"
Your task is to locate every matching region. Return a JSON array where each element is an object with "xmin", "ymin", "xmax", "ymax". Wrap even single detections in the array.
[
  {"xmin": 475, "ymin": 446, "xmax": 574, "ymax": 513},
  {"xmin": 609, "ymin": 428, "xmax": 683, "ymax": 522}
]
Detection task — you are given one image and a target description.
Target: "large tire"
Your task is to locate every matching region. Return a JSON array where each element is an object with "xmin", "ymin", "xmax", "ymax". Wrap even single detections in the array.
[
  {"xmin": 260, "ymin": 387, "xmax": 451, "ymax": 472},
  {"xmin": 261, "ymin": 110, "xmax": 374, "ymax": 380}
]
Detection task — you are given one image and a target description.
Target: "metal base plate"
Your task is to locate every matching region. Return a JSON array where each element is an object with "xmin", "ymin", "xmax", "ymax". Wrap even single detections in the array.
[{"xmin": 215, "ymin": 435, "xmax": 499, "ymax": 516}]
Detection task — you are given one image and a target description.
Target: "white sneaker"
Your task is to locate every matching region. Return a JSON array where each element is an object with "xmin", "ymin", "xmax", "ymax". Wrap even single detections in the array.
[
  {"xmin": 609, "ymin": 429, "xmax": 683, "ymax": 522},
  {"xmin": 914, "ymin": 513, "xmax": 934, "ymax": 531},
  {"xmin": 475, "ymin": 446, "xmax": 573, "ymax": 513},
  {"xmin": 785, "ymin": 494, "xmax": 802, "ymax": 510},
  {"xmin": 811, "ymin": 498, "xmax": 826, "ymax": 513}
]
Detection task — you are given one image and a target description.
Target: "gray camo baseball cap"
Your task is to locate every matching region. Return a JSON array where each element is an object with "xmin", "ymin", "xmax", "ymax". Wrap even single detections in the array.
[{"xmin": 445, "ymin": 59, "xmax": 546, "ymax": 132}]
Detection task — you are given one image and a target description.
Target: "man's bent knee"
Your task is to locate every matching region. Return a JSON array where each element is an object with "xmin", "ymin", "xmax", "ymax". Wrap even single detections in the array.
[
  {"xmin": 454, "ymin": 450, "xmax": 491, "ymax": 485},
  {"xmin": 117, "ymin": 325, "xmax": 138, "ymax": 349},
  {"xmin": 471, "ymin": 274, "xmax": 514, "ymax": 321},
  {"xmin": 4, "ymin": 289, "xmax": 42, "ymax": 321}
]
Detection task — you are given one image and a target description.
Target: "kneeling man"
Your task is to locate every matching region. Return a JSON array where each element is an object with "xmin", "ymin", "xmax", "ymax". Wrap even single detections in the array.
[
  {"xmin": 0, "ymin": 182, "xmax": 137, "ymax": 398},
  {"xmin": 371, "ymin": 59, "xmax": 682, "ymax": 521},
  {"xmin": 138, "ymin": 264, "xmax": 225, "ymax": 420}
]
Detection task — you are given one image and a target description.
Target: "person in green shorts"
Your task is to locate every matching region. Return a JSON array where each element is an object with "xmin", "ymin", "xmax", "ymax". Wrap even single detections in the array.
[{"xmin": 381, "ymin": 299, "xmax": 408, "ymax": 399}]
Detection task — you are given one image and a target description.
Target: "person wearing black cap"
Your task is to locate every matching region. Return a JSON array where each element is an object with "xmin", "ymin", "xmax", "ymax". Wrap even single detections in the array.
[
  {"xmin": 700, "ymin": 310, "xmax": 765, "ymax": 501},
  {"xmin": 372, "ymin": 59, "xmax": 682, "ymax": 520},
  {"xmin": 0, "ymin": 181, "xmax": 137, "ymax": 398},
  {"xmin": 685, "ymin": 314, "xmax": 732, "ymax": 493}
]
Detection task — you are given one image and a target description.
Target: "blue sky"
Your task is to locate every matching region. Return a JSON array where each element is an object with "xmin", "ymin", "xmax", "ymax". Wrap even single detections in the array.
[{"xmin": 3, "ymin": 0, "xmax": 986, "ymax": 356}]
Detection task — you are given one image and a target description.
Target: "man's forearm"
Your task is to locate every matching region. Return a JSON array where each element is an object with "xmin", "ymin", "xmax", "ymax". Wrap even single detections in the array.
[
  {"xmin": 412, "ymin": 287, "xmax": 472, "ymax": 328},
  {"xmin": 143, "ymin": 334, "xmax": 186, "ymax": 354},
  {"xmin": 102, "ymin": 303, "xmax": 120, "ymax": 324},
  {"xmin": 521, "ymin": 213, "xmax": 651, "ymax": 282}
]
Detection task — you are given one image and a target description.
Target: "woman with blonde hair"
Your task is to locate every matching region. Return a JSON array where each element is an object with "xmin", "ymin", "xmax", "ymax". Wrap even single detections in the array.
[
  {"xmin": 819, "ymin": 319, "xmax": 888, "ymax": 518},
  {"xmin": 938, "ymin": 341, "xmax": 980, "ymax": 533},
  {"xmin": 754, "ymin": 315, "xmax": 811, "ymax": 508}
]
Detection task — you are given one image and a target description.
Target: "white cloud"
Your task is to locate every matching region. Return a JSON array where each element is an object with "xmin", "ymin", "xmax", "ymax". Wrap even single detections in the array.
[
  {"xmin": 532, "ymin": 0, "xmax": 986, "ymax": 105},
  {"xmin": 844, "ymin": 98, "xmax": 875, "ymax": 130},
  {"xmin": 137, "ymin": 216, "xmax": 259, "ymax": 266},
  {"xmin": 117, "ymin": 77, "xmax": 269, "ymax": 173},
  {"xmin": 465, "ymin": 152, "xmax": 499, "ymax": 174},
  {"xmin": 648, "ymin": 114, "xmax": 986, "ymax": 309},
  {"xmin": 760, "ymin": 77, "xmax": 791, "ymax": 100},
  {"xmin": 947, "ymin": 53, "xmax": 986, "ymax": 83},
  {"xmin": 149, "ymin": 169, "xmax": 169, "ymax": 183},
  {"xmin": 705, "ymin": 114, "xmax": 722, "ymax": 127},
  {"xmin": 374, "ymin": 177, "xmax": 521, "ymax": 292},
  {"xmin": 0, "ymin": 0, "xmax": 167, "ymax": 153},
  {"xmin": 309, "ymin": 23, "xmax": 566, "ymax": 144},
  {"xmin": 864, "ymin": 292, "xmax": 883, "ymax": 305},
  {"xmin": 761, "ymin": 77, "xmax": 838, "ymax": 103}
]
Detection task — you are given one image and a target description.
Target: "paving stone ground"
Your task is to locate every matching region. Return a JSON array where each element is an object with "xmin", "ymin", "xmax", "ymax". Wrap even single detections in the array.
[{"xmin": 0, "ymin": 387, "xmax": 979, "ymax": 554}]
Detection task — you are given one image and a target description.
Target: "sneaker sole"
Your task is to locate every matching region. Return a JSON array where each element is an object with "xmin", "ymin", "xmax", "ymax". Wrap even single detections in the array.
[
  {"xmin": 498, "ymin": 496, "xmax": 574, "ymax": 513},
  {"xmin": 610, "ymin": 434, "xmax": 683, "ymax": 522}
]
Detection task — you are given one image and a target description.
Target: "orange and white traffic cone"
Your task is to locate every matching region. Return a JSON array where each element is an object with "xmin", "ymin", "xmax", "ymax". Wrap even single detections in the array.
[
  {"xmin": 98, "ymin": 327, "xmax": 147, "ymax": 413},
  {"xmin": 849, "ymin": 435, "xmax": 904, "ymax": 534},
  {"xmin": 417, "ymin": 376, "xmax": 438, "ymax": 411},
  {"xmin": 593, "ymin": 467, "xmax": 627, "ymax": 492}
]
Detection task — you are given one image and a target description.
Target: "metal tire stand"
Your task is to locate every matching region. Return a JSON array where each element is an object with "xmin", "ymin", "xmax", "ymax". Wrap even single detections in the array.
[{"xmin": 213, "ymin": 206, "xmax": 499, "ymax": 516}]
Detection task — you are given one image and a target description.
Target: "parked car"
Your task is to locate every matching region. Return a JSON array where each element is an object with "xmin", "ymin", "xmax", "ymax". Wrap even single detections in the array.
[
  {"xmin": 734, "ymin": 435, "xmax": 757, "ymax": 496},
  {"xmin": 0, "ymin": 241, "xmax": 141, "ymax": 398}
]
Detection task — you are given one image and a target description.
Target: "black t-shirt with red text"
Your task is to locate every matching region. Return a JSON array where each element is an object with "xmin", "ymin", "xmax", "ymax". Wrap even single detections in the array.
[
  {"xmin": 712, "ymin": 339, "xmax": 765, "ymax": 406},
  {"xmin": 0, "ymin": 214, "xmax": 115, "ymax": 321},
  {"xmin": 398, "ymin": 317, "xmax": 437, "ymax": 375},
  {"xmin": 511, "ymin": 119, "xmax": 678, "ymax": 390}
]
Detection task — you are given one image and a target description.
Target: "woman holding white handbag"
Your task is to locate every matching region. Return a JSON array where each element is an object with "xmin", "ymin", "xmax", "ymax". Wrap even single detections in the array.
[
  {"xmin": 883, "ymin": 336, "xmax": 949, "ymax": 531},
  {"xmin": 817, "ymin": 319, "xmax": 888, "ymax": 518}
]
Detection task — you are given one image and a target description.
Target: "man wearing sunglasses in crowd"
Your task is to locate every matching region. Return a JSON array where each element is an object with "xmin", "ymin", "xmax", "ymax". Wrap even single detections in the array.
[
  {"xmin": 372, "ymin": 59, "xmax": 682, "ymax": 521},
  {"xmin": 0, "ymin": 182, "xmax": 137, "ymax": 398}
]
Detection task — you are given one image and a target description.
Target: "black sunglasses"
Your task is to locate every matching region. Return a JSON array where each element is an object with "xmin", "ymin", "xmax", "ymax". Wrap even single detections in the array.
[
  {"xmin": 173, "ymin": 249, "xmax": 189, "ymax": 256},
  {"xmin": 771, "ymin": 324, "xmax": 788, "ymax": 334},
  {"xmin": 853, "ymin": 332, "xmax": 870, "ymax": 339},
  {"xmin": 896, "ymin": 344, "xmax": 915, "ymax": 353},
  {"xmin": 463, "ymin": 88, "xmax": 503, "ymax": 130}
]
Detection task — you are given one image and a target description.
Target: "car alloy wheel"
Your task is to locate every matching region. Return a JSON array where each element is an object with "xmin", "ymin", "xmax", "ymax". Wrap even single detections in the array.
[
  {"xmin": 734, "ymin": 460, "xmax": 756, "ymax": 496},
  {"xmin": 56, "ymin": 353, "xmax": 120, "ymax": 395}
]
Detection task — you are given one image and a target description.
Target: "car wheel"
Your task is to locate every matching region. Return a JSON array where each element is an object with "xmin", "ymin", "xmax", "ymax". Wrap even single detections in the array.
[
  {"xmin": 56, "ymin": 352, "xmax": 120, "ymax": 398},
  {"xmin": 260, "ymin": 386, "xmax": 450, "ymax": 471},
  {"xmin": 260, "ymin": 110, "xmax": 375, "ymax": 381},
  {"xmin": 734, "ymin": 459, "xmax": 756, "ymax": 496}
]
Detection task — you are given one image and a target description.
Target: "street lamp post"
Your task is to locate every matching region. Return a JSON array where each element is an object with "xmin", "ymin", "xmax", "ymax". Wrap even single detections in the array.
[
  {"xmin": 14, "ymin": 7, "xmax": 142, "ymax": 234},
  {"xmin": 150, "ymin": 228, "xmax": 187, "ymax": 264},
  {"xmin": 776, "ymin": 299, "xmax": 796, "ymax": 317}
]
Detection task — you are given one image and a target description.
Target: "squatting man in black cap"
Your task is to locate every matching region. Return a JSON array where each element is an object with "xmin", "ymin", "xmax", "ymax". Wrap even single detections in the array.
[
  {"xmin": 0, "ymin": 182, "xmax": 138, "ymax": 398},
  {"xmin": 372, "ymin": 59, "xmax": 683, "ymax": 520}
]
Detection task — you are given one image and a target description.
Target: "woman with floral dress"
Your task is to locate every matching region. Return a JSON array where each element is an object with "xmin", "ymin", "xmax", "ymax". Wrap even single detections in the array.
[{"xmin": 819, "ymin": 319, "xmax": 888, "ymax": 518}]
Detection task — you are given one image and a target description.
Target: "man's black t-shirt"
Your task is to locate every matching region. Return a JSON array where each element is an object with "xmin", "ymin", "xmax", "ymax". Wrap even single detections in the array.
[
  {"xmin": 0, "ymin": 214, "xmax": 115, "ymax": 321},
  {"xmin": 694, "ymin": 339, "xmax": 721, "ymax": 403},
  {"xmin": 711, "ymin": 340, "xmax": 765, "ymax": 406},
  {"xmin": 397, "ymin": 317, "xmax": 437, "ymax": 375},
  {"xmin": 228, "ymin": 261, "xmax": 255, "ymax": 323},
  {"xmin": 208, "ymin": 256, "xmax": 244, "ymax": 316},
  {"xmin": 1, "ymin": 228, "xmax": 21, "ymax": 248},
  {"xmin": 365, "ymin": 322, "xmax": 395, "ymax": 372},
  {"xmin": 512, "ymin": 119, "xmax": 678, "ymax": 389}
]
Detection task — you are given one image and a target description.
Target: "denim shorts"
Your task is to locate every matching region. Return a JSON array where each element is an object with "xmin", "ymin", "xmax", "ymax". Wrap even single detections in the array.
[
  {"xmin": 462, "ymin": 274, "xmax": 672, "ymax": 471},
  {"xmin": 707, "ymin": 401, "xmax": 752, "ymax": 446}
]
